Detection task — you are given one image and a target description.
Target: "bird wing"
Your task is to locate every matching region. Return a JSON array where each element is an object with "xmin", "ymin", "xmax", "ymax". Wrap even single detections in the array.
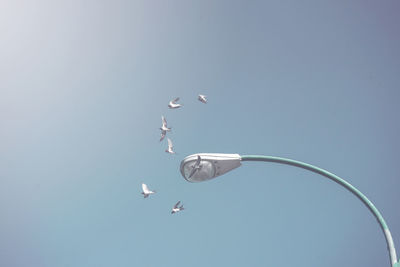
[
  {"xmin": 167, "ymin": 138, "xmax": 173, "ymax": 148},
  {"xmin": 160, "ymin": 131, "xmax": 166, "ymax": 141},
  {"xmin": 188, "ymin": 167, "xmax": 197, "ymax": 178},
  {"xmin": 174, "ymin": 201, "xmax": 181, "ymax": 208},
  {"xmin": 195, "ymin": 155, "xmax": 201, "ymax": 166},
  {"xmin": 172, "ymin": 97, "xmax": 180, "ymax": 103},
  {"xmin": 142, "ymin": 183, "xmax": 149, "ymax": 193},
  {"xmin": 161, "ymin": 116, "xmax": 167, "ymax": 127}
]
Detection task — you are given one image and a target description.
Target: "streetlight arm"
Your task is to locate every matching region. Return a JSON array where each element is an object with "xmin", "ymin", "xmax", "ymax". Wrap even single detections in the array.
[{"xmin": 241, "ymin": 155, "xmax": 398, "ymax": 267}]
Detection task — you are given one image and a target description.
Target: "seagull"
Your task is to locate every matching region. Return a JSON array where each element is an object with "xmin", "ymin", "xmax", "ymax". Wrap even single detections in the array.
[
  {"xmin": 141, "ymin": 183, "xmax": 156, "ymax": 198},
  {"xmin": 171, "ymin": 201, "xmax": 184, "ymax": 214},
  {"xmin": 160, "ymin": 116, "xmax": 171, "ymax": 132},
  {"xmin": 165, "ymin": 138, "xmax": 175, "ymax": 154},
  {"xmin": 188, "ymin": 155, "xmax": 202, "ymax": 178},
  {"xmin": 198, "ymin": 94, "xmax": 207, "ymax": 104},
  {"xmin": 168, "ymin": 97, "xmax": 183, "ymax": 109},
  {"xmin": 159, "ymin": 116, "xmax": 171, "ymax": 141}
]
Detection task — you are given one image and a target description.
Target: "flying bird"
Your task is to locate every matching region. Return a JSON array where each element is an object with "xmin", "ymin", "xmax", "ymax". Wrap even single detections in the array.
[
  {"xmin": 160, "ymin": 116, "xmax": 171, "ymax": 132},
  {"xmin": 198, "ymin": 94, "xmax": 207, "ymax": 104},
  {"xmin": 141, "ymin": 183, "xmax": 156, "ymax": 198},
  {"xmin": 168, "ymin": 97, "xmax": 183, "ymax": 109},
  {"xmin": 165, "ymin": 138, "xmax": 175, "ymax": 154},
  {"xmin": 188, "ymin": 155, "xmax": 202, "ymax": 178},
  {"xmin": 159, "ymin": 115, "xmax": 171, "ymax": 141},
  {"xmin": 171, "ymin": 201, "xmax": 184, "ymax": 214}
]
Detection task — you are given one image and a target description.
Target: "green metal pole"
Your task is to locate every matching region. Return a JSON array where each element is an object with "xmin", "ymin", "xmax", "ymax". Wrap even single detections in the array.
[{"xmin": 241, "ymin": 155, "xmax": 398, "ymax": 267}]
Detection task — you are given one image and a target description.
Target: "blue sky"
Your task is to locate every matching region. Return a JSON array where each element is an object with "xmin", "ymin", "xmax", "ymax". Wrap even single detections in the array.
[{"xmin": 1, "ymin": 1, "xmax": 400, "ymax": 266}]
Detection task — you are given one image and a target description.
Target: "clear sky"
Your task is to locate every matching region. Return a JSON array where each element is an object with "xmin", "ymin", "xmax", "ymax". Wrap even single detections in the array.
[{"xmin": 1, "ymin": 1, "xmax": 400, "ymax": 267}]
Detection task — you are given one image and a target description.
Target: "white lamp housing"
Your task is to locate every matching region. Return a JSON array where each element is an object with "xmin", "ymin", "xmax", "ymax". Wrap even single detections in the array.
[{"xmin": 180, "ymin": 153, "xmax": 242, "ymax": 182}]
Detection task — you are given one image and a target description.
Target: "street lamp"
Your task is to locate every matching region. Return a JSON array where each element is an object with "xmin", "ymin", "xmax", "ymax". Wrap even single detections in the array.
[{"xmin": 180, "ymin": 153, "xmax": 399, "ymax": 267}]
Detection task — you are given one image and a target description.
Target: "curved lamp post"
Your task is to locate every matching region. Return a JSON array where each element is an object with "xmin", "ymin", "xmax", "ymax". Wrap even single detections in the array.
[{"xmin": 180, "ymin": 153, "xmax": 399, "ymax": 267}]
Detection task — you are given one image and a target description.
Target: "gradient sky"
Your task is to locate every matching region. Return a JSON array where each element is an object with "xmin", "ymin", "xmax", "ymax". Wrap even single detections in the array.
[{"xmin": 1, "ymin": 1, "xmax": 400, "ymax": 267}]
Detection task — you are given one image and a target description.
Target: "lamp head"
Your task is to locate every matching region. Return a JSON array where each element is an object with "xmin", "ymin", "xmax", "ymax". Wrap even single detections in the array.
[{"xmin": 180, "ymin": 153, "xmax": 242, "ymax": 182}]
